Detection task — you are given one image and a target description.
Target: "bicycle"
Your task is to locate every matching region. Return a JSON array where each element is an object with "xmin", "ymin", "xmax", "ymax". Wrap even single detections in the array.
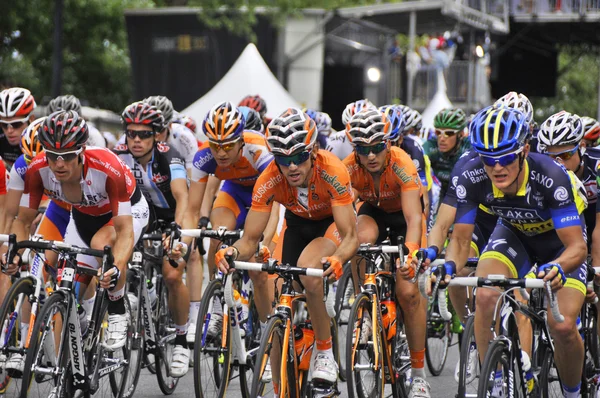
[
  {"xmin": 346, "ymin": 239, "xmax": 412, "ymax": 398},
  {"xmin": 12, "ymin": 235, "xmax": 133, "ymax": 398},
  {"xmin": 233, "ymin": 258, "xmax": 337, "ymax": 398}
]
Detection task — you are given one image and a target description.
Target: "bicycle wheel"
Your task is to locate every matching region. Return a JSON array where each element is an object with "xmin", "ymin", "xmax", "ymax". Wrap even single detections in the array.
[
  {"xmin": 121, "ymin": 281, "xmax": 144, "ymax": 398},
  {"xmin": 478, "ymin": 339, "xmax": 517, "ymax": 397},
  {"xmin": 539, "ymin": 344, "xmax": 562, "ymax": 398},
  {"xmin": 193, "ymin": 279, "xmax": 230, "ymax": 398},
  {"xmin": 102, "ymin": 295, "xmax": 134, "ymax": 398},
  {"xmin": 155, "ymin": 278, "xmax": 179, "ymax": 395},
  {"xmin": 20, "ymin": 291, "xmax": 69, "ymax": 398},
  {"xmin": 346, "ymin": 292, "xmax": 384, "ymax": 398},
  {"xmin": 425, "ymin": 295, "xmax": 452, "ymax": 376},
  {"xmin": 456, "ymin": 315, "xmax": 479, "ymax": 398},
  {"xmin": 334, "ymin": 264, "xmax": 353, "ymax": 382},
  {"xmin": 391, "ymin": 320, "xmax": 410, "ymax": 398},
  {"xmin": 250, "ymin": 315, "xmax": 295, "ymax": 398},
  {"xmin": 583, "ymin": 305, "xmax": 600, "ymax": 397},
  {"xmin": 0, "ymin": 276, "xmax": 36, "ymax": 396},
  {"xmin": 239, "ymin": 292, "xmax": 258, "ymax": 398}
]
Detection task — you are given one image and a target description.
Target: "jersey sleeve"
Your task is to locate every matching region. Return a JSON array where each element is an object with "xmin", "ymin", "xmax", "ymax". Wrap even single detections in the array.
[
  {"xmin": 105, "ymin": 164, "xmax": 134, "ymax": 218},
  {"xmin": 178, "ymin": 129, "xmax": 198, "ymax": 169},
  {"xmin": 165, "ymin": 147, "xmax": 187, "ymax": 181},
  {"xmin": 251, "ymin": 163, "xmax": 281, "ymax": 213},
  {"xmin": 20, "ymin": 163, "xmax": 44, "ymax": 210},
  {"xmin": 191, "ymin": 145, "xmax": 214, "ymax": 183},
  {"xmin": 0, "ymin": 159, "xmax": 6, "ymax": 195},
  {"xmin": 549, "ymin": 166, "xmax": 583, "ymax": 229},
  {"xmin": 454, "ymin": 173, "xmax": 478, "ymax": 225},
  {"xmin": 392, "ymin": 149, "xmax": 420, "ymax": 192},
  {"xmin": 323, "ymin": 161, "xmax": 354, "ymax": 207}
]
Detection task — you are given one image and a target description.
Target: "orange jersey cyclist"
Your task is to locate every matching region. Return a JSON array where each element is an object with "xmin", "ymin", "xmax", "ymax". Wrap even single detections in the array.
[
  {"xmin": 215, "ymin": 108, "xmax": 359, "ymax": 386},
  {"xmin": 342, "ymin": 109, "xmax": 431, "ymax": 397}
]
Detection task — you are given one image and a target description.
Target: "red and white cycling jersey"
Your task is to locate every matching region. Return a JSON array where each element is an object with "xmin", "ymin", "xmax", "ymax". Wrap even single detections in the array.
[
  {"xmin": 21, "ymin": 147, "xmax": 138, "ymax": 217},
  {"xmin": 0, "ymin": 156, "xmax": 7, "ymax": 195}
]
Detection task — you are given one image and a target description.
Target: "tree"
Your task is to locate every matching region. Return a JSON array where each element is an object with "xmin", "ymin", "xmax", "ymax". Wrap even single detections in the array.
[{"xmin": 0, "ymin": 0, "xmax": 155, "ymax": 112}]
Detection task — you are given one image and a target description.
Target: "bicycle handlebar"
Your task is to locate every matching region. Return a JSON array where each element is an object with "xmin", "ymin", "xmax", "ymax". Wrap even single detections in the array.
[{"xmin": 180, "ymin": 228, "xmax": 243, "ymax": 240}]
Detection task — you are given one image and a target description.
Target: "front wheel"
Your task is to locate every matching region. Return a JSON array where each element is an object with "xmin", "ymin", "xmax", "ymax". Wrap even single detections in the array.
[
  {"xmin": 155, "ymin": 278, "xmax": 179, "ymax": 395},
  {"xmin": 539, "ymin": 344, "xmax": 562, "ymax": 398},
  {"xmin": 456, "ymin": 315, "xmax": 478, "ymax": 398},
  {"xmin": 425, "ymin": 295, "xmax": 452, "ymax": 376},
  {"xmin": 334, "ymin": 264, "xmax": 353, "ymax": 382},
  {"xmin": 478, "ymin": 339, "xmax": 516, "ymax": 397}
]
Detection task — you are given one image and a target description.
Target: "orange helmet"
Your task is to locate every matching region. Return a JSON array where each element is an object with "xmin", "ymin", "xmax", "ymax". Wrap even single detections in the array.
[
  {"xmin": 202, "ymin": 102, "xmax": 245, "ymax": 142},
  {"xmin": 266, "ymin": 108, "xmax": 317, "ymax": 156},
  {"xmin": 21, "ymin": 117, "xmax": 45, "ymax": 162},
  {"xmin": 581, "ymin": 116, "xmax": 600, "ymax": 144}
]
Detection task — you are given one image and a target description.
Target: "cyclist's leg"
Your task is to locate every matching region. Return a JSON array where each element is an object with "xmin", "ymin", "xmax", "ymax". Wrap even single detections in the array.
[{"xmin": 350, "ymin": 203, "xmax": 379, "ymax": 292}]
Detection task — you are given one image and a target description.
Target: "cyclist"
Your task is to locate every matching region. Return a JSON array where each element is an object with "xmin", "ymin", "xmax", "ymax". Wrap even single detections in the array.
[
  {"xmin": 114, "ymin": 101, "xmax": 191, "ymax": 377},
  {"xmin": 423, "ymin": 108, "xmax": 470, "ymax": 199},
  {"xmin": 178, "ymin": 101, "xmax": 277, "ymax": 342},
  {"xmin": 304, "ymin": 108, "xmax": 331, "ymax": 150},
  {"xmin": 0, "ymin": 87, "xmax": 37, "ymax": 168},
  {"xmin": 47, "ymin": 94, "xmax": 106, "ymax": 148},
  {"xmin": 215, "ymin": 108, "xmax": 359, "ymax": 386},
  {"xmin": 581, "ymin": 116, "xmax": 600, "ymax": 148},
  {"xmin": 343, "ymin": 109, "xmax": 430, "ymax": 397},
  {"xmin": 238, "ymin": 106, "xmax": 264, "ymax": 134},
  {"xmin": 239, "ymin": 94, "xmax": 268, "ymax": 125},
  {"xmin": 1, "ymin": 110, "xmax": 150, "ymax": 353},
  {"xmin": 441, "ymin": 106, "xmax": 588, "ymax": 398},
  {"xmin": 326, "ymin": 99, "xmax": 377, "ymax": 160}
]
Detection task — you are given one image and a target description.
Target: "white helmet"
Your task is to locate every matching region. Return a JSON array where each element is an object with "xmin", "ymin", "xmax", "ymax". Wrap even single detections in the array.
[
  {"xmin": 0, "ymin": 87, "xmax": 36, "ymax": 118},
  {"xmin": 341, "ymin": 99, "xmax": 377, "ymax": 127},
  {"xmin": 494, "ymin": 92, "xmax": 534, "ymax": 126},
  {"xmin": 538, "ymin": 111, "xmax": 583, "ymax": 148}
]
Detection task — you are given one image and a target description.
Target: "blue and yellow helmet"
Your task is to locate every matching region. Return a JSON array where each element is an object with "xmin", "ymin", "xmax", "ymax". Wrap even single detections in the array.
[{"xmin": 469, "ymin": 106, "xmax": 529, "ymax": 156}]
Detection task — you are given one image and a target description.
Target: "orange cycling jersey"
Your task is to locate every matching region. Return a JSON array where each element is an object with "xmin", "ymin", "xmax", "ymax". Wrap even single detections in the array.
[
  {"xmin": 344, "ymin": 146, "xmax": 421, "ymax": 213},
  {"xmin": 252, "ymin": 150, "xmax": 354, "ymax": 220}
]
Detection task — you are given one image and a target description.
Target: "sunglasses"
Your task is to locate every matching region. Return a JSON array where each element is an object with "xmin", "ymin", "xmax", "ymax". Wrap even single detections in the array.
[
  {"xmin": 355, "ymin": 142, "xmax": 387, "ymax": 156},
  {"xmin": 0, "ymin": 118, "xmax": 28, "ymax": 131},
  {"xmin": 480, "ymin": 149, "xmax": 523, "ymax": 167},
  {"xmin": 435, "ymin": 129, "xmax": 459, "ymax": 137},
  {"xmin": 125, "ymin": 129, "xmax": 155, "ymax": 140},
  {"xmin": 45, "ymin": 147, "xmax": 83, "ymax": 162},
  {"xmin": 274, "ymin": 150, "xmax": 311, "ymax": 167},
  {"xmin": 208, "ymin": 139, "xmax": 240, "ymax": 152},
  {"xmin": 547, "ymin": 146, "xmax": 578, "ymax": 161}
]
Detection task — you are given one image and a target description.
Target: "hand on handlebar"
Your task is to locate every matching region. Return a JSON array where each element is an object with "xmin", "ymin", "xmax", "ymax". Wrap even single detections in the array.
[
  {"xmin": 255, "ymin": 245, "xmax": 270, "ymax": 263},
  {"xmin": 99, "ymin": 265, "xmax": 121, "ymax": 290},
  {"xmin": 322, "ymin": 256, "xmax": 343, "ymax": 282},
  {"xmin": 215, "ymin": 246, "xmax": 238, "ymax": 274},
  {"xmin": 0, "ymin": 251, "xmax": 21, "ymax": 276},
  {"xmin": 537, "ymin": 262, "xmax": 566, "ymax": 292},
  {"xmin": 427, "ymin": 261, "xmax": 455, "ymax": 296}
]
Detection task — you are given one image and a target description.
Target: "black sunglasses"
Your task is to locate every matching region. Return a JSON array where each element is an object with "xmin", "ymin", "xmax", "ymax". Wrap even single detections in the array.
[{"xmin": 126, "ymin": 129, "xmax": 155, "ymax": 140}]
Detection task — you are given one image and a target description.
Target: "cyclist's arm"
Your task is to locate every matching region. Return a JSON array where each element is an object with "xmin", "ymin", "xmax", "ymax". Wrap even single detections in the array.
[
  {"xmin": 232, "ymin": 208, "xmax": 271, "ymax": 261},
  {"xmin": 200, "ymin": 176, "xmax": 220, "ymax": 219},
  {"xmin": 402, "ymin": 188, "xmax": 423, "ymax": 247},
  {"xmin": 171, "ymin": 178, "xmax": 188, "ymax": 226},
  {"xmin": 553, "ymin": 226, "xmax": 587, "ymax": 273},
  {"xmin": 261, "ymin": 203, "xmax": 280, "ymax": 249},
  {"xmin": 112, "ymin": 214, "xmax": 135, "ymax": 272},
  {"xmin": 445, "ymin": 222, "xmax": 475, "ymax": 269},
  {"xmin": 181, "ymin": 180, "xmax": 207, "ymax": 246},
  {"xmin": 420, "ymin": 182, "xmax": 429, "ymax": 219},
  {"xmin": 427, "ymin": 203, "xmax": 456, "ymax": 250},
  {"xmin": 330, "ymin": 203, "xmax": 359, "ymax": 264},
  {"xmin": 592, "ymin": 213, "xmax": 600, "ymax": 267}
]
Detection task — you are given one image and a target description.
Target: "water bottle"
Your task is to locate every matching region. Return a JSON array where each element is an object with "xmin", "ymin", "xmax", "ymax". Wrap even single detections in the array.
[
  {"xmin": 147, "ymin": 279, "xmax": 157, "ymax": 309},
  {"xmin": 521, "ymin": 350, "xmax": 535, "ymax": 393},
  {"xmin": 381, "ymin": 300, "xmax": 397, "ymax": 340},
  {"xmin": 233, "ymin": 290, "xmax": 246, "ymax": 337},
  {"xmin": 77, "ymin": 304, "xmax": 88, "ymax": 337},
  {"xmin": 294, "ymin": 322, "xmax": 315, "ymax": 371}
]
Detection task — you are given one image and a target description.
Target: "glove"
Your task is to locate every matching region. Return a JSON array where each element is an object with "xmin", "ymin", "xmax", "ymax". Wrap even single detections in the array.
[
  {"xmin": 256, "ymin": 245, "xmax": 270, "ymax": 263},
  {"xmin": 537, "ymin": 262, "xmax": 566, "ymax": 286},
  {"xmin": 198, "ymin": 217, "xmax": 210, "ymax": 229},
  {"xmin": 405, "ymin": 242, "xmax": 420, "ymax": 263},
  {"xmin": 215, "ymin": 245, "xmax": 239, "ymax": 266},
  {"xmin": 432, "ymin": 261, "xmax": 456, "ymax": 287},
  {"xmin": 102, "ymin": 265, "xmax": 121, "ymax": 290},
  {"xmin": 323, "ymin": 256, "xmax": 343, "ymax": 281},
  {"xmin": 420, "ymin": 246, "xmax": 439, "ymax": 262}
]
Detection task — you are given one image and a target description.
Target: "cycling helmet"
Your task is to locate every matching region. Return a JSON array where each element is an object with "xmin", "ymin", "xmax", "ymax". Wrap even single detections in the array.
[
  {"xmin": 494, "ymin": 92, "xmax": 534, "ymax": 126},
  {"xmin": 181, "ymin": 115, "xmax": 197, "ymax": 134},
  {"xmin": 265, "ymin": 108, "xmax": 317, "ymax": 156},
  {"xmin": 47, "ymin": 95, "xmax": 82, "ymax": 114},
  {"xmin": 39, "ymin": 110, "xmax": 89, "ymax": 150},
  {"xmin": 239, "ymin": 95, "xmax": 267, "ymax": 118},
  {"xmin": 346, "ymin": 109, "xmax": 392, "ymax": 146},
  {"xmin": 0, "ymin": 87, "xmax": 36, "ymax": 118},
  {"xmin": 203, "ymin": 101, "xmax": 245, "ymax": 142},
  {"xmin": 342, "ymin": 99, "xmax": 377, "ymax": 126},
  {"xmin": 239, "ymin": 106, "xmax": 264, "ymax": 133},
  {"xmin": 316, "ymin": 112, "xmax": 332, "ymax": 137},
  {"xmin": 401, "ymin": 108, "xmax": 423, "ymax": 132},
  {"xmin": 469, "ymin": 106, "xmax": 529, "ymax": 156},
  {"xmin": 581, "ymin": 116, "xmax": 600, "ymax": 144},
  {"xmin": 434, "ymin": 108, "xmax": 468, "ymax": 130},
  {"xmin": 21, "ymin": 117, "xmax": 45, "ymax": 161},
  {"xmin": 121, "ymin": 101, "xmax": 165, "ymax": 133},
  {"xmin": 418, "ymin": 126, "xmax": 435, "ymax": 142},
  {"xmin": 538, "ymin": 111, "xmax": 583, "ymax": 148},
  {"xmin": 378, "ymin": 106, "xmax": 405, "ymax": 142},
  {"xmin": 143, "ymin": 95, "xmax": 174, "ymax": 125}
]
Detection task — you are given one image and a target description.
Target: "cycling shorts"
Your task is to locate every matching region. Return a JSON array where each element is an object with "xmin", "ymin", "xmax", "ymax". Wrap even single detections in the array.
[
  {"xmin": 36, "ymin": 200, "xmax": 71, "ymax": 240},
  {"xmin": 480, "ymin": 219, "xmax": 587, "ymax": 296},
  {"xmin": 470, "ymin": 210, "xmax": 499, "ymax": 258},
  {"xmin": 358, "ymin": 201, "xmax": 427, "ymax": 247},
  {"xmin": 212, "ymin": 181, "xmax": 253, "ymax": 229},
  {"xmin": 273, "ymin": 210, "xmax": 342, "ymax": 267},
  {"xmin": 64, "ymin": 195, "xmax": 149, "ymax": 272}
]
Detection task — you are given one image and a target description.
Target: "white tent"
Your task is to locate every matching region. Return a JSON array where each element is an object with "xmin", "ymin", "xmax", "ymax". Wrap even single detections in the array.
[
  {"xmin": 183, "ymin": 43, "xmax": 301, "ymax": 123},
  {"xmin": 421, "ymin": 68, "xmax": 453, "ymax": 128}
]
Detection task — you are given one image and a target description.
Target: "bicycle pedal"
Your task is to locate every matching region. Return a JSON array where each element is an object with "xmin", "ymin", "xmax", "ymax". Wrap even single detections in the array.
[{"xmin": 310, "ymin": 381, "xmax": 339, "ymax": 397}]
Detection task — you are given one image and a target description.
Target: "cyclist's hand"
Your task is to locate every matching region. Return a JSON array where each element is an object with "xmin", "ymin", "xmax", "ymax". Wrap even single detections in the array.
[
  {"xmin": 99, "ymin": 265, "xmax": 121, "ymax": 290},
  {"xmin": 429, "ymin": 262, "xmax": 455, "ymax": 294},
  {"xmin": 255, "ymin": 245, "xmax": 270, "ymax": 263},
  {"xmin": 169, "ymin": 242, "xmax": 188, "ymax": 261},
  {"xmin": 397, "ymin": 256, "xmax": 415, "ymax": 280},
  {"xmin": 322, "ymin": 256, "xmax": 343, "ymax": 282},
  {"xmin": 417, "ymin": 246, "xmax": 439, "ymax": 271},
  {"xmin": 0, "ymin": 252, "xmax": 20, "ymax": 276},
  {"xmin": 537, "ymin": 262, "xmax": 566, "ymax": 292},
  {"xmin": 585, "ymin": 285, "xmax": 597, "ymax": 304},
  {"xmin": 198, "ymin": 216, "xmax": 210, "ymax": 230},
  {"xmin": 215, "ymin": 246, "xmax": 237, "ymax": 274}
]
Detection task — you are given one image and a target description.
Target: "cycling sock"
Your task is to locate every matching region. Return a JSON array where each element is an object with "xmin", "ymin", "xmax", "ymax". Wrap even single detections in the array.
[
  {"xmin": 316, "ymin": 337, "xmax": 332, "ymax": 351},
  {"xmin": 82, "ymin": 294, "xmax": 96, "ymax": 318},
  {"xmin": 175, "ymin": 322, "xmax": 188, "ymax": 335},
  {"xmin": 19, "ymin": 323, "xmax": 29, "ymax": 348},
  {"xmin": 562, "ymin": 382, "xmax": 581, "ymax": 398},
  {"xmin": 107, "ymin": 296, "xmax": 126, "ymax": 314},
  {"xmin": 188, "ymin": 301, "xmax": 201, "ymax": 324},
  {"xmin": 410, "ymin": 348, "xmax": 426, "ymax": 378},
  {"xmin": 108, "ymin": 286, "xmax": 125, "ymax": 302}
]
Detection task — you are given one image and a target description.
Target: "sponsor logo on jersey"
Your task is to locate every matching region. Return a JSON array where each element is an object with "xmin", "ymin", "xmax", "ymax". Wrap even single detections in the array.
[
  {"xmin": 193, "ymin": 152, "xmax": 213, "ymax": 170},
  {"xmin": 461, "ymin": 167, "xmax": 486, "ymax": 184},
  {"xmin": 391, "ymin": 163, "xmax": 412, "ymax": 184},
  {"xmin": 153, "ymin": 174, "xmax": 169, "ymax": 184},
  {"xmin": 321, "ymin": 169, "xmax": 347, "ymax": 195},
  {"xmin": 253, "ymin": 174, "xmax": 284, "ymax": 201},
  {"xmin": 530, "ymin": 170, "xmax": 554, "ymax": 189},
  {"xmin": 490, "ymin": 206, "xmax": 544, "ymax": 223},
  {"xmin": 157, "ymin": 142, "xmax": 170, "ymax": 153},
  {"xmin": 88, "ymin": 156, "xmax": 122, "ymax": 177}
]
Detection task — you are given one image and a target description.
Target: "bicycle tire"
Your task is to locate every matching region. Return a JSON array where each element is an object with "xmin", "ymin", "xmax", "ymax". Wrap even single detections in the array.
[
  {"xmin": 239, "ymin": 290, "xmax": 258, "ymax": 398},
  {"xmin": 104, "ymin": 295, "xmax": 135, "ymax": 398},
  {"xmin": 250, "ymin": 315, "xmax": 295, "ymax": 398},
  {"xmin": 0, "ymin": 276, "xmax": 36, "ymax": 395},
  {"xmin": 193, "ymin": 278, "xmax": 230, "ymax": 398},
  {"xmin": 539, "ymin": 343, "xmax": 563, "ymax": 398},
  {"xmin": 456, "ymin": 315, "xmax": 478, "ymax": 398},
  {"xmin": 477, "ymin": 339, "xmax": 515, "ymax": 397},
  {"xmin": 391, "ymin": 318, "xmax": 410, "ymax": 398},
  {"xmin": 425, "ymin": 296, "xmax": 452, "ymax": 376},
  {"xmin": 583, "ymin": 304, "xmax": 600, "ymax": 397},
  {"xmin": 155, "ymin": 277, "xmax": 179, "ymax": 395},
  {"xmin": 121, "ymin": 280, "xmax": 145, "ymax": 398},
  {"xmin": 346, "ymin": 292, "xmax": 384, "ymax": 398},
  {"xmin": 334, "ymin": 264, "xmax": 353, "ymax": 382},
  {"xmin": 20, "ymin": 290, "xmax": 70, "ymax": 398}
]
